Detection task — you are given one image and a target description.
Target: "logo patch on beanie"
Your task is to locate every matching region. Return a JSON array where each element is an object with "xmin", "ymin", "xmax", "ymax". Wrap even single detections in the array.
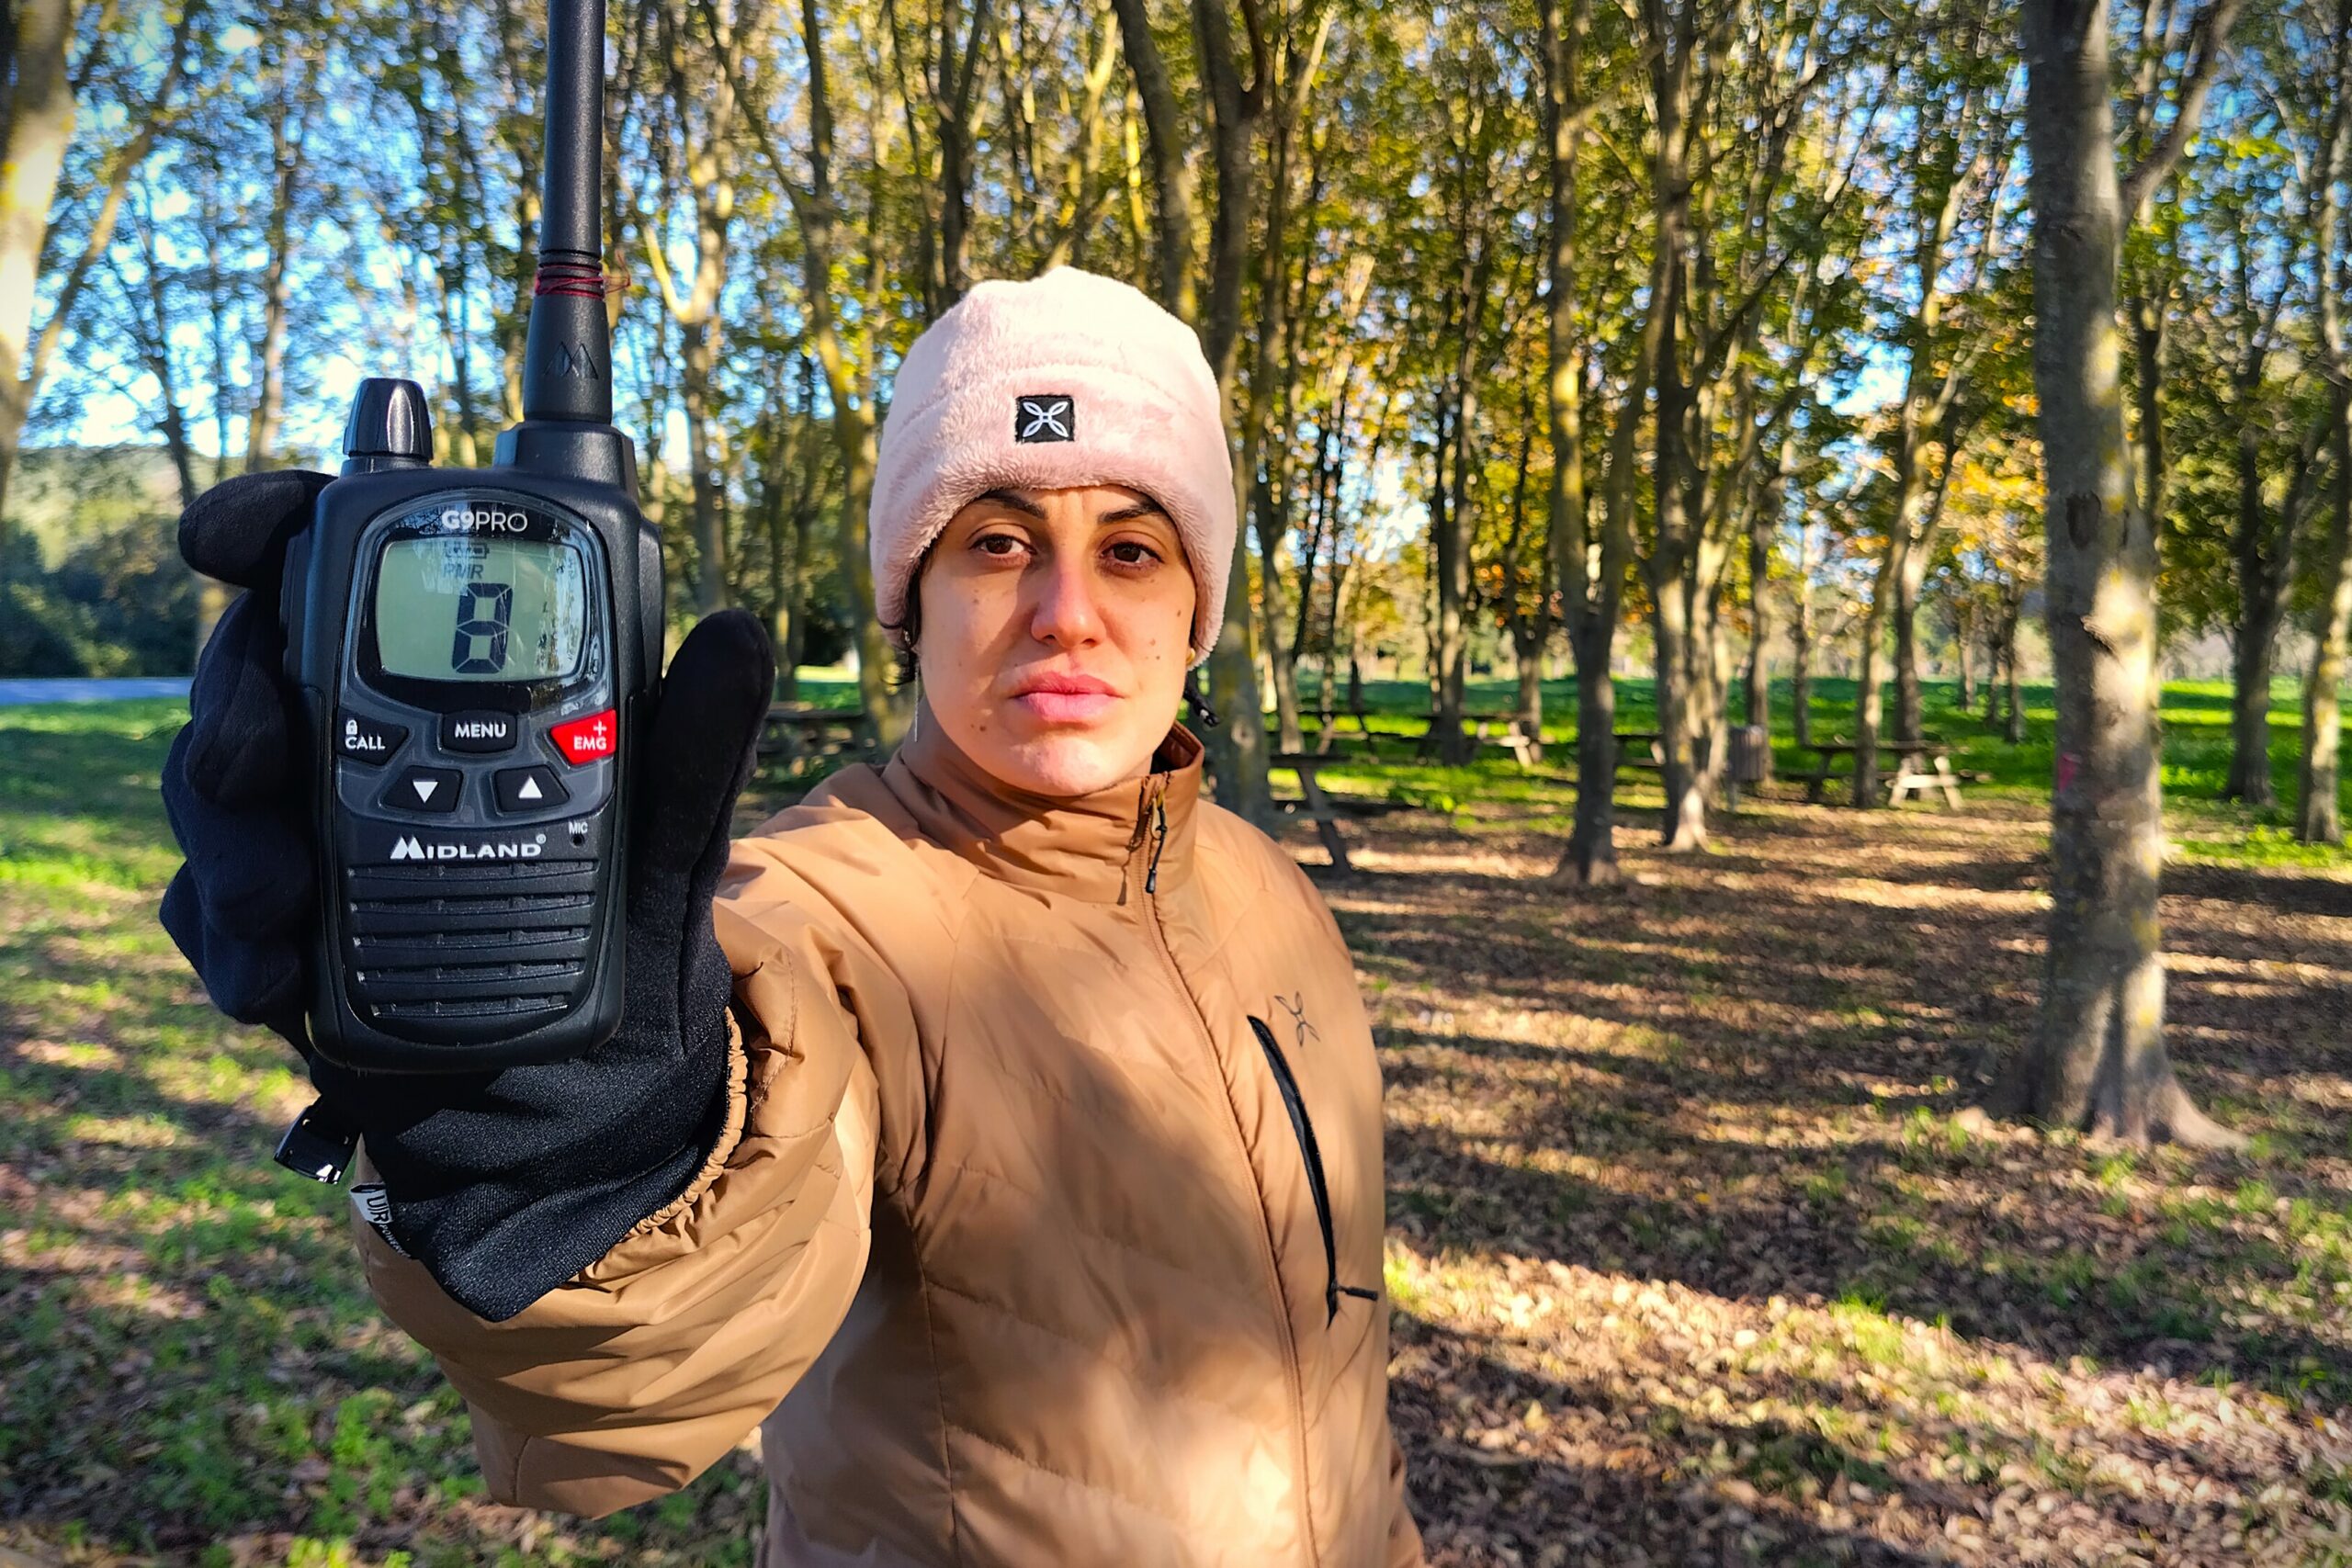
[{"xmin": 1014, "ymin": 394, "xmax": 1076, "ymax": 443}]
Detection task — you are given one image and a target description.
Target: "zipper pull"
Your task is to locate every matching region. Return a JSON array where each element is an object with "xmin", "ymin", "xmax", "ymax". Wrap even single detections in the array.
[
  {"xmin": 1184, "ymin": 670, "xmax": 1223, "ymax": 728},
  {"xmin": 1120, "ymin": 779, "xmax": 1156, "ymax": 906},
  {"xmin": 1145, "ymin": 797, "xmax": 1169, "ymax": 896}
]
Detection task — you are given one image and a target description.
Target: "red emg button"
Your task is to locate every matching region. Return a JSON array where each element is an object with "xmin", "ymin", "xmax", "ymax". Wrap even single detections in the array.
[{"xmin": 548, "ymin": 708, "xmax": 616, "ymax": 765}]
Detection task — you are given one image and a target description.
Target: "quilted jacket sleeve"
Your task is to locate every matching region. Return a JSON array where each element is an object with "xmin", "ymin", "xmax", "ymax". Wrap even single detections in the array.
[{"xmin": 349, "ymin": 870, "xmax": 887, "ymax": 1517}]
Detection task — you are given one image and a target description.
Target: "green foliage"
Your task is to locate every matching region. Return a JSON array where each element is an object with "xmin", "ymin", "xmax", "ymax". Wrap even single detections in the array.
[{"xmin": 1, "ymin": 448, "xmax": 198, "ymax": 678}]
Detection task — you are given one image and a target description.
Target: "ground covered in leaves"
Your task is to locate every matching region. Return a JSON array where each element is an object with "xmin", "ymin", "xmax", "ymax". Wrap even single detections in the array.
[{"xmin": 4, "ymin": 694, "xmax": 2349, "ymax": 1566}]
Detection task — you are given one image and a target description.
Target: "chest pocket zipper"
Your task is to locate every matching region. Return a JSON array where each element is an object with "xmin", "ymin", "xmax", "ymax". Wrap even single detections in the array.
[{"xmin": 1250, "ymin": 1015, "xmax": 1382, "ymax": 1324}]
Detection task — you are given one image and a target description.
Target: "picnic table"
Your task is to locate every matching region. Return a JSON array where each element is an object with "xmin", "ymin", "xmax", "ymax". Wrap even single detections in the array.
[
  {"xmin": 757, "ymin": 705, "xmax": 869, "ymax": 765},
  {"xmin": 1270, "ymin": 705, "xmax": 1391, "ymax": 756},
  {"xmin": 1792, "ymin": 734, "xmax": 1964, "ymax": 808},
  {"xmin": 1409, "ymin": 709, "xmax": 1543, "ymax": 768},
  {"xmin": 1613, "ymin": 728, "xmax": 1666, "ymax": 769},
  {"xmin": 1266, "ymin": 751, "xmax": 1411, "ymax": 872}
]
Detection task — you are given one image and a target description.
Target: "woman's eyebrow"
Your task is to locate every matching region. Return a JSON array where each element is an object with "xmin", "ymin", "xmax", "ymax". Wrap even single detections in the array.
[
  {"xmin": 1096, "ymin": 500, "xmax": 1170, "ymax": 525},
  {"xmin": 975, "ymin": 487, "xmax": 1047, "ymax": 518}
]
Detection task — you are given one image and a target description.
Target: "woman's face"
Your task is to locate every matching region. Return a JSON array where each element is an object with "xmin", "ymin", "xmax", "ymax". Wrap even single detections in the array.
[{"xmin": 913, "ymin": 482, "xmax": 1197, "ymax": 797}]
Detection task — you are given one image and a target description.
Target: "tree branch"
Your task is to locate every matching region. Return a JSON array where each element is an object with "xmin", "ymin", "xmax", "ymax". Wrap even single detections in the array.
[{"xmin": 2118, "ymin": 0, "xmax": 2248, "ymax": 214}]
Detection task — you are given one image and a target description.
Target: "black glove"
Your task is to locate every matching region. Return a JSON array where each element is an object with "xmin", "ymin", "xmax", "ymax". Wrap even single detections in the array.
[{"xmin": 159, "ymin": 469, "xmax": 774, "ymax": 1322}]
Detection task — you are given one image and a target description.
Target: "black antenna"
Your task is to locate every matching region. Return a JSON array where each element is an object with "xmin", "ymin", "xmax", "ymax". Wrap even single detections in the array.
[
  {"xmin": 520, "ymin": 0, "xmax": 610, "ymax": 426},
  {"xmin": 498, "ymin": 0, "xmax": 633, "ymax": 489}
]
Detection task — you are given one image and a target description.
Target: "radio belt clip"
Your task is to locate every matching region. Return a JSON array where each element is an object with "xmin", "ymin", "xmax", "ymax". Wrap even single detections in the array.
[{"xmin": 273, "ymin": 1096, "xmax": 361, "ymax": 1185}]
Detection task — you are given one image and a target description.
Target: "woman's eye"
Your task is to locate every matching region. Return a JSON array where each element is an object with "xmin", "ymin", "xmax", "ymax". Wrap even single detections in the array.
[
  {"xmin": 974, "ymin": 534, "xmax": 1025, "ymax": 558},
  {"xmin": 1106, "ymin": 540, "xmax": 1161, "ymax": 567}
]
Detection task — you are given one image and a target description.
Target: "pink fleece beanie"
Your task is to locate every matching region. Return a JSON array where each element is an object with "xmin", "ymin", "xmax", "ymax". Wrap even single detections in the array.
[{"xmin": 869, "ymin": 265, "xmax": 1236, "ymax": 667}]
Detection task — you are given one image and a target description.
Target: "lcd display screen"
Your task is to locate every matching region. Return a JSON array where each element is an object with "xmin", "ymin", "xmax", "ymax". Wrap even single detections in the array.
[{"xmin": 374, "ymin": 536, "xmax": 587, "ymax": 682}]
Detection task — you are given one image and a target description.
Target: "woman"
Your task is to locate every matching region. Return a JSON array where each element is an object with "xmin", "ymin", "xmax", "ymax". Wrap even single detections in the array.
[{"xmin": 161, "ymin": 267, "xmax": 1420, "ymax": 1565}]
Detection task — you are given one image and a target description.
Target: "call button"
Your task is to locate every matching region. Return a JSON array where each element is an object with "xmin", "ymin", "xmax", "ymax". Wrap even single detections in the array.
[{"xmin": 336, "ymin": 711, "xmax": 407, "ymax": 765}]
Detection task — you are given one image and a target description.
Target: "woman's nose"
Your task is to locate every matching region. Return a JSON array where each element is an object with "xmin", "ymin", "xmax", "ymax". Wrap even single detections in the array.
[{"xmin": 1025, "ymin": 551, "xmax": 1105, "ymax": 648}]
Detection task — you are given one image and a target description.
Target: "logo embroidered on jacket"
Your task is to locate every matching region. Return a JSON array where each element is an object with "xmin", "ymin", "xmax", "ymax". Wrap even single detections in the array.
[
  {"xmin": 1014, "ymin": 394, "xmax": 1075, "ymax": 442},
  {"xmin": 1274, "ymin": 991, "xmax": 1319, "ymax": 1053}
]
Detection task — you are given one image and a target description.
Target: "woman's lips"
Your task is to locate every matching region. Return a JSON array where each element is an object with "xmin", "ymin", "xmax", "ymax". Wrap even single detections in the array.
[{"xmin": 1012, "ymin": 689, "xmax": 1118, "ymax": 723}]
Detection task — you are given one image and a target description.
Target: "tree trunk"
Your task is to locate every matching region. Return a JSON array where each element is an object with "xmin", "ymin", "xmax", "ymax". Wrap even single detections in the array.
[
  {"xmin": 682, "ymin": 321, "xmax": 729, "ymax": 614},
  {"xmin": 933, "ymin": 0, "xmax": 987, "ymax": 311},
  {"xmin": 1242, "ymin": 55, "xmax": 1313, "ymax": 755},
  {"xmin": 1744, "ymin": 461, "xmax": 1774, "ymax": 730},
  {"xmin": 1125, "ymin": 0, "xmax": 1272, "ymax": 825},
  {"xmin": 0, "ymin": 0, "xmax": 79, "ymax": 560},
  {"xmin": 798, "ymin": 0, "xmax": 905, "ymax": 746},
  {"xmin": 2299, "ymin": 395, "xmax": 2352, "ymax": 844},
  {"xmin": 244, "ymin": 51, "xmax": 317, "ymax": 475},
  {"xmin": 1109, "ymin": 0, "xmax": 1197, "ymax": 324},
  {"xmin": 1851, "ymin": 588, "xmax": 1886, "ymax": 806},
  {"xmin": 2224, "ymin": 603, "xmax": 2278, "ymax": 807},
  {"xmin": 1983, "ymin": 611, "xmax": 2002, "ymax": 723},
  {"xmin": 1986, "ymin": 0, "xmax": 2242, "ymax": 1149},
  {"xmin": 2130, "ymin": 292, "xmax": 2168, "ymax": 558},
  {"xmin": 1430, "ymin": 107, "xmax": 1495, "ymax": 771},
  {"xmin": 1792, "ymin": 610, "xmax": 1815, "ymax": 748},
  {"xmin": 2293, "ymin": 0, "xmax": 2351, "ymax": 840},
  {"xmin": 1894, "ymin": 554, "xmax": 1928, "ymax": 744},
  {"xmin": 1955, "ymin": 603, "xmax": 1977, "ymax": 715},
  {"xmin": 0, "ymin": 0, "xmax": 194, "ymax": 566},
  {"xmin": 1429, "ymin": 387, "xmax": 1466, "ymax": 763},
  {"xmin": 2003, "ymin": 598, "xmax": 2026, "ymax": 743}
]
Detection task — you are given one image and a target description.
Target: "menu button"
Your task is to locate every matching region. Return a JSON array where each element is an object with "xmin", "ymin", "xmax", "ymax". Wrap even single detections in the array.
[{"xmin": 440, "ymin": 710, "xmax": 518, "ymax": 753}]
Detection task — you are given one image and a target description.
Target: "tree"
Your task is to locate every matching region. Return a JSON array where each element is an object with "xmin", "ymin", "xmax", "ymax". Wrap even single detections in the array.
[
  {"xmin": 1851, "ymin": 3, "xmax": 2014, "ymax": 805},
  {"xmin": 1111, "ymin": 0, "xmax": 1275, "ymax": 826},
  {"xmin": 2293, "ymin": 0, "xmax": 2352, "ymax": 843},
  {"xmin": 2207, "ymin": 0, "xmax": 2346, "ymax": 807},
  {"xmin": 0, "ymin": 0, "xmax": 199, "ymax": 570},
  {"xmin": 1989, "ymin": 0, "xmax": 2245, "ymax": 1146},
  {"xmin": 643, "ymin": 0, "xmax": 754, "ymax": 615}
]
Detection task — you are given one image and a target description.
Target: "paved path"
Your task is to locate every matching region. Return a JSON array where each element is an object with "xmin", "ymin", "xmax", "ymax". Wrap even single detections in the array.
[{"xmin": 0, "ymin": 677, "xmax": 191, "ymax": 707}]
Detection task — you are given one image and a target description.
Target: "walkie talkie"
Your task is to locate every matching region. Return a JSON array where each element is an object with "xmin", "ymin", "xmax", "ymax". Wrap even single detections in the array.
[{"xmin": 279, "ymin": 0, "xmax": 659, "ymax": 1077}]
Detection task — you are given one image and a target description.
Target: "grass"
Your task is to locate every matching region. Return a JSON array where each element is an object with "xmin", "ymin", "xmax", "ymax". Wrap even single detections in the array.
[
  {"xmin": 6, "ymin": 679, "xmax": 2351, "ymax": 1565},
  {"xmin": 1, "ymin": 701, "xmax": 768, "ymax": 1565},
  {"xmin": 1263, "ymin": 669, "xmax": 2352, "ymax": 869}
]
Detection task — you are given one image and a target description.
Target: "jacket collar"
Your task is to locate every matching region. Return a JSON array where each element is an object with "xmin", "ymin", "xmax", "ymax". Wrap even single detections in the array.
[{"xmin": 880, "ymin": 703, "xmax": 1204, "ymax": 906}]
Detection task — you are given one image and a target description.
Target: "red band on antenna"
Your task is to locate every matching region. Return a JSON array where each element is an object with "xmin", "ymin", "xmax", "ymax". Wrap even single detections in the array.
[{"xmin": 533, "ymin": 260, "xmax": 608, "ymax": 299}]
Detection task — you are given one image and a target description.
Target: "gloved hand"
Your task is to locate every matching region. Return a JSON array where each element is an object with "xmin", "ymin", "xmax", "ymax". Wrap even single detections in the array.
[{"xmin": 159, "ymin": 469, "xmax": 774, "ymax": 1322}]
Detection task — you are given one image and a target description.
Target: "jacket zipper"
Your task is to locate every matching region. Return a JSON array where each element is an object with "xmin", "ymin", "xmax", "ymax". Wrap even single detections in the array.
[
  {"xmin": 1145, "ymin": 797, "xmax": 1169, "ymax": 895},
  {"xmin": 1130, "ymin": 773, "xmax": 1319, "ymax": 1566},
  {"xmin": 1250, "ymin": 1015, "xmax": 1382, "ymax": 1325}
]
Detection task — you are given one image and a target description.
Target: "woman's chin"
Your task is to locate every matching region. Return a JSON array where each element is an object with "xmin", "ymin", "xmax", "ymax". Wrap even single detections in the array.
[
  {"xmin": 992, "ymin": 738, "xmax": 1128, "ymax": 799},
  {"xmin": 984, "ymin": 728, "xmax": 1148, "ymax": 798}
]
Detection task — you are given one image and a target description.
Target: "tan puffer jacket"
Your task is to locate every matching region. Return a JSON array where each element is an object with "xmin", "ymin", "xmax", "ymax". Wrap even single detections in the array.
[{"xmin": 351, "ymin": 718, "xmax": 1424, "ymax": 1566}]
